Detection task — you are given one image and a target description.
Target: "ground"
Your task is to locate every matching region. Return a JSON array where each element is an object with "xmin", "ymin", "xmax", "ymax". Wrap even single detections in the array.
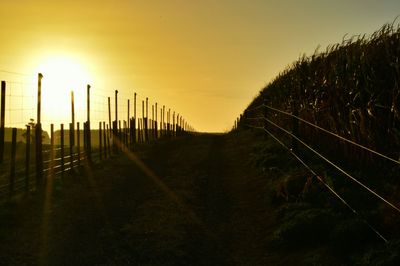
[{"xmin": 0, "ymin": 132, "xmax": 340, "ymax": 265}]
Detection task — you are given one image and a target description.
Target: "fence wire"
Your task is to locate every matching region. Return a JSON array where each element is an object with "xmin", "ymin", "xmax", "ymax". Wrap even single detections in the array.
[{"xmin": 244, "ymin": 123, "xmax": 388, "ymax": 243}]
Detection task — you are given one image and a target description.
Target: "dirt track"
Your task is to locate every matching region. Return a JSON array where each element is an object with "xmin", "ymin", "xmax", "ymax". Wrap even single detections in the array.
[{"xmin": 0, "ymin": 133, "xmax": 277, "ymax": 265}]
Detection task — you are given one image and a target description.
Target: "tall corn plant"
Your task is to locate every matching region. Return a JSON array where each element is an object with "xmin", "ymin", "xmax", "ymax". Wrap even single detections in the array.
[{"xmin": 242, "ymin": 21, "xmax": 400, "ymax": 169}]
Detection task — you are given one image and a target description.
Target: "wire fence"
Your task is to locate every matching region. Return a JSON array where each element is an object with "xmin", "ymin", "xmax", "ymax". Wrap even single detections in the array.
[
  {"xmin": 235, "ymin": 102, "xmax": 400, "ymax": 243},
  {"xmin": 0, "ymin": 73, "xmax": 195, "ymax": 200}
]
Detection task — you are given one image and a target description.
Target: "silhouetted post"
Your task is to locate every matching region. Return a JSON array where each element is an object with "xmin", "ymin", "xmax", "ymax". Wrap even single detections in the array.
[
  {"xmin": 123, "ymin": 120, "xmax": 127, "ymax": 148},
  {"xmin": 71, "ymin": 91, "xmax": 75, "ymax": 146},
  {"xmin": 25, "ymin": 125, "xmax": 31, "ymax": 192},
  {"xmin": 151, "ymin": 105, "xmax": 154, "ymax": 141},
  {"xmin": 138, "ymin": 118, "xmax": 142, "ymax": 143},
  {"xmin": 159, "ymin": 107, "xmax": 162, "ymax": 137},
  {"xmin": 141, "ymin": 100, "xmax": 144, "ymax": 142},
  {"xmin": 167, "ymin": 111, "xmax": 170, "ymax": 137},
  {"xmin": 176, "ymin": 114, "xmax": 180, "ymax": 136},
  {"xmin": 155, "ymin": 102, "xmax": 158, "ymax": 139},
  {"xmin": 99, "ymin": 122, "xmax": 102, "ymax": 160},
  {"xmin": 83, "ymin": 122, "xmax": 87, "ymax": 158},
  {"xmin": 132, "ymin": 92, "xmax": 137, "ymax": 147},
  {"xmin": 114, "ymin": 90, "xmax": 118, "ymax": 152},
  {"xmin": 61, "ymin": 124, "xmax": 64, "ymax": 175},
  {"xmin": 127, "ymin": 99, "xmax": 130, "ymax": 148},
  {"xmin": 173, "ymin": 111, "xmax": 175, "ymax": 137},
  {"xmin": 10, "ymin": 128, "xmax": 17, "ymax": 196},
  {"xmin": 108, "ymin": 97, "xmax": 112, "ymax": 136},
  {"xmin": 36, "ymin": 73, "xmax": 43, "ymax": 187},
  {"xmin": 50, "ymin": 124, "xmax": 55, "ymax": 175},
  {"xmin": 106, "ymin": 124, "xmax": 111, "ymax": 156},
  {"xmin": 69, "ymin": 123, "xmax": 74, "ymax": 171},
  {"xmin": 103, "ymin": 121, "xmax": 107, "ymax": 159},
  {"xmin": 145, "ymin": 97, "xmax": 149, "ymax": 142},
  {"xmin": 162, "ymin": 105, "xmax": 165, "ymax": 137},
  {"xmin": 86, "ymin": 84, "xmax": 92, "ymax": 162},
  {"xmin": 119, "ymin": 120, "xmax": 122, "ymax": 150},
  {"xmin": 112, "ymin": 121, "xmax": 117, "ymax": 153},
  {"xmin": 115, "ymin": 90, "xmax": 118, "ymax": 126},
  {"xmin": 0, "ymin": 81, "xmax": 5, "ymax": 163},
  {"xmin": 77, "ymin": 122, "xmax": 80, "ymax": 166},
  {"xmin": 180, "ymin": 116, "xmax": 183, "ymax": 135}
]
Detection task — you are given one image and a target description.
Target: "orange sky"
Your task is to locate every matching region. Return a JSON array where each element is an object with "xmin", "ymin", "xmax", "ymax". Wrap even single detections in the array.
[{"xmin": 0, "ymin": 0, "xmax": 399, "ymax": 132}]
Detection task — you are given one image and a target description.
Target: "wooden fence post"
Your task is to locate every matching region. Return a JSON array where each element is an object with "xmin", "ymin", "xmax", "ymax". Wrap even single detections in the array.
[
  {"xmin": 108, "ymin": 97, "xmax": 112, "ymax": 137},
  {"xmin": 77, "ymin": 122, "xmax": 80, "ymax": 166},
  {"xmin": 86, "ymin": 85, "xmax": 92, "ymax": 162},
  {"xmin": 138, "ymin": 118, "xmax": 142, "ymax": 143},
  {"xmin": 112, "ymin": 121, "xmax": 117, "ymax": 153},
  {"xmin": 145, "ymin": 97, "xmax": 149, "ymax": 142},
  {"xmin": 134, "ymin": 92, "xmax": 137, "ymax": 146},
  {"xmin": 106, "ymin": 124, "xmax": 111, "ymax": 156},
  {"xmin": 173, "ymin": 111, "xmax": 175, "ymax": 137},
  {"xmin": 162, "ymin": 105, "xmax": 165, "ymax": 137},
  {"xmin": 71, "ymin": 91, "xmax": 75, "ymax": 146},
  {"xmin": 0, "ymin": 81, "xmax": 5, "ymax": 163},
  {"xmin": 113, "ymin": 90, "xmax": 118, "ymax": 153},
  {"xmin": 127, "ymin": 99, "xmax": 130, "ymax": 148},
  {"xmin": 61, "ymin": 124, "xmax": 64, "ymax": 175},
  {"xmin": 69, "ymin": 123, "xmax": 74, "ymax": 171},
  {"xmin": 50, "ymin": 124, "xmax": 55, "ymax": 176},
  {"xmin": 83, "ymin": 122, "xmax": 87, "ymax": 158},
  {"xmin": 25, "ymin": 125, "xmax": 31, "ymax": 192},
  {"xmin": 118, "ymin": 120, "xmax": 122, "ymax": 150},
  {"xmin": 152, "ymin": 105, "xmax": 155, "ymax": 141},
  {"xmin": 36, "ymin": 73, "xmax": 43, "ymax": 187},
  {"xmin": 99, "ymin": 122, "xmax": 102, "ymax": 160},
  {"xmin": 10, "ymin": 128, "xmax": 17, "ymax": 196},
  {"xmin": 155, "ymin": 102, "xmax": 158, "ymax": 139},
  {"xmin": 103, "ymin": 121, "xmax": 107, "ymax": 158},
  {"xmin": 176, "ymin": 114, "xmax": 180, "ymax": 136}
]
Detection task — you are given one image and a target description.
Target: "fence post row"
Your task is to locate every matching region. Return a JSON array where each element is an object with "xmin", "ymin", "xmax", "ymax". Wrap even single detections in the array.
[{"xmin": 0, "ymin": 74, "xmax": 197, "ymax": 197}]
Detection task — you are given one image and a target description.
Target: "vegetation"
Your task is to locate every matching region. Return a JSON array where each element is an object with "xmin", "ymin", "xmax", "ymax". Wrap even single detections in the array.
[
  {"xmin": 244, "ymin": 21, "xmax": 400, "ymax": 165},
  {"xmin": 239, "ymin": 20, "xmax": 400, "ymax": 264}
]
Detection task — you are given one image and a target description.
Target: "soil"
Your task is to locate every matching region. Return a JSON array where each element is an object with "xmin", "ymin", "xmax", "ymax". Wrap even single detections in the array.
[{"xmin": 0, "ymin": 133, "xmax": 295, "ymax": 265}]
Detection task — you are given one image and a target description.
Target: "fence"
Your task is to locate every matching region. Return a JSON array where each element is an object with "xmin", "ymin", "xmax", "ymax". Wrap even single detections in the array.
[
  {"xmin": 234, "ymin": 99, "xmax": 400, "ymax": 243},
  {"xmin": 0, "ymin": 73, "xmax": 194, "ymax": 199}
]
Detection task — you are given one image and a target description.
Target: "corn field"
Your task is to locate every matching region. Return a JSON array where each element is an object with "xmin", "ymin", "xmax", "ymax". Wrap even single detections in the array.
[{"xmin": 244, "ymin": 22, "xmax": 400, "ymax": 168}]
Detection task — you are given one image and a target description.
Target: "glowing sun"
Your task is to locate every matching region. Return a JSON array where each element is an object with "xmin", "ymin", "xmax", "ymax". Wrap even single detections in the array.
[{"xmin": 35, "ymin": 55, "xmax": 93, "ymax": 123}]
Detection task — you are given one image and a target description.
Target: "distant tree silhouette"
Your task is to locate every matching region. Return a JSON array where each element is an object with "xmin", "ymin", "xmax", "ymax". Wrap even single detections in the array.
[{"xmin": 22, "ymin": 118, "xmax": 45, "ymax": 143}]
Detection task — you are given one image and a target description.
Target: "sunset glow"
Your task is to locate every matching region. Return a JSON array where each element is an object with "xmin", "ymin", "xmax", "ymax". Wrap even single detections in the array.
[
  {"xmin": 34, "ymin": 55, "xmax": 93, "ymax": 126},
  {"xmin": 0, "ymin": 1, "xmax": 400, "ymax": 131}
]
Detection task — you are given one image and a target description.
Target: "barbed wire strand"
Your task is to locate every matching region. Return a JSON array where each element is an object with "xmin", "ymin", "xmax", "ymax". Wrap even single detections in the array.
[
  {"xmin": 244, "ymin": 123, "xmax": 388, "ymax": 243},
  {"xmin": 265, "ymin": 105, "xmax": 400, "ymax": 166},
  {"xmin": 261, "ymin": 116, "xmax": 400, "ymax": 214}
]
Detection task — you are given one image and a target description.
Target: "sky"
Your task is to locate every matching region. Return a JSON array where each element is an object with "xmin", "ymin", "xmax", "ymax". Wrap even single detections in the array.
[{"xmin": 0, "ymin": 0, "xmax": 399, "ymax": 132}]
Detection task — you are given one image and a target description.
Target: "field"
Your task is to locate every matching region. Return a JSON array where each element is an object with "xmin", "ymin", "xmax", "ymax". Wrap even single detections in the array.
[
  {"xmin": 1, "ymin": 131, "xmax": 398, "ymax": 265},
  {"xmin": 2, "ymin": 18, "xmax": 400, "ymax": 266}
]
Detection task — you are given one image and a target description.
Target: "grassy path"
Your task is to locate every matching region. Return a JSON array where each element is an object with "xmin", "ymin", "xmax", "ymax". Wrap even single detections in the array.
[{"xmin": 0, "ymin": 133, "xmax": 277, "ymax": 265}]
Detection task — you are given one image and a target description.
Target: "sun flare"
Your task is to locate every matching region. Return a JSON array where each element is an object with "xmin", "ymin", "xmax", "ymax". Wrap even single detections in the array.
[{"xmin": 34, "ymin": 55, "xmax": 93, "ymax": 124}]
